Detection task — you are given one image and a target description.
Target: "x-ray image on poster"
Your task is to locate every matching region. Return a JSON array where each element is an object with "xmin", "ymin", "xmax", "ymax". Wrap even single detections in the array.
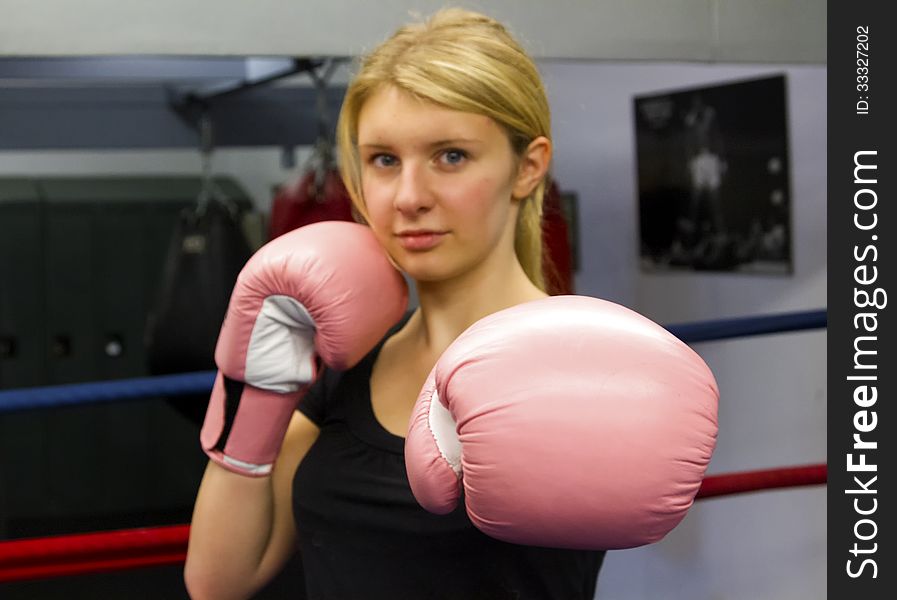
[{"xmin": 635, "ymin": 74, "xmax": 792, "ymax": 273}]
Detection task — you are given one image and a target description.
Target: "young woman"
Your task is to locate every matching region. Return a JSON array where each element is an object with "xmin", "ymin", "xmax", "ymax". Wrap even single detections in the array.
[{"xmin": 185, "ymin": 9, "xmax": 605, "ymax": 599}]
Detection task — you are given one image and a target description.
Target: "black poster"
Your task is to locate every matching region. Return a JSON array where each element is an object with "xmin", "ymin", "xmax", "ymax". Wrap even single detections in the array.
[{"xmin": 634, "ymin": 75, "xmax": 792, "ymax": 273}]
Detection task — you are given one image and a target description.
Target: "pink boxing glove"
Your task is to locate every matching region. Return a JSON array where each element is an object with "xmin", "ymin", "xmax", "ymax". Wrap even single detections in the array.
[
  {"xmin": 201, "ymin": 221, "xmax": 407, "ymax": 476},
  {"xmin": 405, "ymin": 295, "xmax": 718, "ymax": 550}
]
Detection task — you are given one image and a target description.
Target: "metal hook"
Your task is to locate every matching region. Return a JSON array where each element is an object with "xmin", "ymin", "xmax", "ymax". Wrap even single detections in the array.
[
  {"xmin": 306, "ymin": 59, "xmax": 341, "ymax": 202},
  {"xmin": 195, "ymin": 107, "xmax": 238, "ymax": 218}
]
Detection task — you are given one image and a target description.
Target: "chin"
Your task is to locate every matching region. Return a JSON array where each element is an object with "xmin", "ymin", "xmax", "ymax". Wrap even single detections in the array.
[
  {"xmin": 395, "ymin": 256, "xmax": 460, "ymax": 284},
  {"xmin": 397, "ymin": 265, "xmax": 446, "ymax": 283}
]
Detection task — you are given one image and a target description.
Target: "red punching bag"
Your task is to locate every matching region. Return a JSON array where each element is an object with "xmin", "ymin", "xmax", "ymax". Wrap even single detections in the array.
[
  {"xmin": 542, "ymin": 179, "xmax": 575, "ymax": 296},
  {"xmin": 268, "ymin": 168, "xmax": 355, "ymax": 241}
]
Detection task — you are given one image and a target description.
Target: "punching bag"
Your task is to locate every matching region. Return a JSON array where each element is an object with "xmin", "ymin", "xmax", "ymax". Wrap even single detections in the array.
[
  {"xmin": 542, "ymin": 179, "xmax": 576, "ymax": 296},
  {"xmin": 145, "ymin": 200, "xmax": 253, "ymax": 427},
  {"xmin": 269, "ymin": 168, "xmax": 355, "ymax": 241}
]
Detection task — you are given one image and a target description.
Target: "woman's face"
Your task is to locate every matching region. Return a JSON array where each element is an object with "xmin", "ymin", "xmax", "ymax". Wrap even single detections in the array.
[{"xmin": 356, "ymin": 85, "xmax": 522, "ymax": 283}]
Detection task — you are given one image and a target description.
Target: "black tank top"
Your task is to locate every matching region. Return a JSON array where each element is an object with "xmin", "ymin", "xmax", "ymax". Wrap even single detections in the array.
[{"xmin": 293, "ymin": 316, "xmax": 605, "ymax": 599}]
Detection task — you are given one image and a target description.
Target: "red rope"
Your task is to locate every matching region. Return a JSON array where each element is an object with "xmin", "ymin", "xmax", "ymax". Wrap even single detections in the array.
[
  {"xmin": 0, "ymin": 464, "xmax": 827, "ymax": 583},
  {"xmin": 696, "ymin": 463, "xmax": 827, "ymax": 499},
  {"xmin": 0, "ymin": 525, "xmax": 189, "ymax": 583},
  {"xmin": 0, "ymin": 552, "xmax": 188, "ymax": 583}
]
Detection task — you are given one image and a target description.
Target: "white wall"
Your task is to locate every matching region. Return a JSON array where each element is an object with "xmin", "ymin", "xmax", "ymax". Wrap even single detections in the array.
[{"xmin": 0, "ymin": 60, "xmax": 826, "ymax": 599}]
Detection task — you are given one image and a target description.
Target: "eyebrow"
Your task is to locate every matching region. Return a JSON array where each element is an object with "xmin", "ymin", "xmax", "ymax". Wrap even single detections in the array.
[{"xmin": 358, "ymin": 138, "xmax": 483, "ymax": 151}]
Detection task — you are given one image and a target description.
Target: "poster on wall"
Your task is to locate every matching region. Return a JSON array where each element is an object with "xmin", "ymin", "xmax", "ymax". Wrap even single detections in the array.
[{"xmin": 634, "ymin": 74, "xmax": 792, "ymax": 273}]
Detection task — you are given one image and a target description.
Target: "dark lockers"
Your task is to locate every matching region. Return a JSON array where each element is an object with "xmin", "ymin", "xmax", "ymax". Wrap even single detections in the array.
[{"xmin": 0, "ymin": 176, "xmax": 251, "ymax": 538}]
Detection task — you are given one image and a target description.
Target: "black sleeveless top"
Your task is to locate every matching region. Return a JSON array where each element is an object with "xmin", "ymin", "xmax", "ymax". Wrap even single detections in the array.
[{"xmin": 293, "ymin": 316, "xmax": 605, "ymax": 599}]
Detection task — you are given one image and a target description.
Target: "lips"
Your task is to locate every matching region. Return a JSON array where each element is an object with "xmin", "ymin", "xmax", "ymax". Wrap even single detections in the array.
[{"xmin": 395, "ymin": 230, "xmax": 448, "ymax": 251}]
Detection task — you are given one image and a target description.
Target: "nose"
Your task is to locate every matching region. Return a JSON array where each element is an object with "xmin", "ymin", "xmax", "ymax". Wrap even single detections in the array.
[{"xmin": 393, "ymin": 161, "xmax": 434, "ymax": 216}]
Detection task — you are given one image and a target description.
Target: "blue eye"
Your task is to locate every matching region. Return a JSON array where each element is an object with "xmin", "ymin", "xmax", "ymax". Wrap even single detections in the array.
[
  {"xmin": 371, "ymin": 154, "xmax": 397, "ymax": 167},
  {"xmin": 441, "ymin": 149, "xmax": 467, "ymax": 165}
]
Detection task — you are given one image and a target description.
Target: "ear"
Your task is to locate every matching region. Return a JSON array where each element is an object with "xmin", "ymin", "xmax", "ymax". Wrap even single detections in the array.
[{"xmin": 512, "ymin": 136, "xmax": 552, "ymax": 200}]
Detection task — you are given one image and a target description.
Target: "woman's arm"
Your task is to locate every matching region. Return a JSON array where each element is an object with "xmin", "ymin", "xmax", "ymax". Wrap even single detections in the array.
[{"xmin": 184, "ymin": 412, "xmax": 320, "ymax": 600}]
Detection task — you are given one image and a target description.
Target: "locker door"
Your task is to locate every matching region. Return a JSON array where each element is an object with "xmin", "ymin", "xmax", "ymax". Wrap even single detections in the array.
[
  {"xmin": 0, "ymin": 179, "xmax": 45, "ymax": 539},
  {"xmin": 43, "ymin": 199, "xmax": 97, "ymax": 385},
  {"xmin": 0, "ymin": 179, "xmax": 45, "ymax": 389},
  {"xmin": 93, "ymin": 201, "xmax": 151, "ymax": 381}
]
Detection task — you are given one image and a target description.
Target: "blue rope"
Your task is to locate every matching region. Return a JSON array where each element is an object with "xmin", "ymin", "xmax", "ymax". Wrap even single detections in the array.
[
  {"xmin": 666, "ymin": 309, "xmax": 826, "ymax": 343},
  {"xmin": 0, "ymin": 371, "xmax": 216, "ymax": 414},
  {"xmin": 0, "ymin": 309, "xmax": 826, "ymax": 414}
]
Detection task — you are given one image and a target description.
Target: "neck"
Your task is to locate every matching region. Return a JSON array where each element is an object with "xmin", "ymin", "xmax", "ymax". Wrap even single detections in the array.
[{"xmin": 407, "ymin": 250, "xmax": 548, "ymax": 357}]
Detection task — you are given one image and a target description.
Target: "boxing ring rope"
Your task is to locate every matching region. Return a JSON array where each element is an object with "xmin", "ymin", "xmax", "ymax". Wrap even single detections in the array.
[
  {"xmin": 0, "ymin": 308, "xmax": 827, "ymax": 583},
  {"xmin": 0, "ymin": 308, "xmax": 826, "ymax": 414},
  {"xmin": 0, "ymin": 525, "xmax": 189, "ymax": 584},
  {"xmin": 0, "ymin": 464, "xmax": 828, "ymax": 583},
  {"xmin": 695, "ymin": 463, "xmax": 826, "ymax": 499},
  {"xmin": 0, "ymin": 371, "xmax": 217, "ymax": 414},
  {"xmin": 665, "ymin": 308, "xmax": 825, "ymax": 344}
]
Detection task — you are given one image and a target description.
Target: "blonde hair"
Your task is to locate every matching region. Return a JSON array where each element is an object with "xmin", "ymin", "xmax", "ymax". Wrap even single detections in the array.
[{"xmin": 337, "ymin": 8, "xmax": 552, "ymax": 290}]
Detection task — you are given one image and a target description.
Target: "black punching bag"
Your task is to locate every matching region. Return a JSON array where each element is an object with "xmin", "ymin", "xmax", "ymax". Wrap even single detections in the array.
[{"xmin": 145, "ymin": 200, "xmax": 252, "ymax": 427}]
